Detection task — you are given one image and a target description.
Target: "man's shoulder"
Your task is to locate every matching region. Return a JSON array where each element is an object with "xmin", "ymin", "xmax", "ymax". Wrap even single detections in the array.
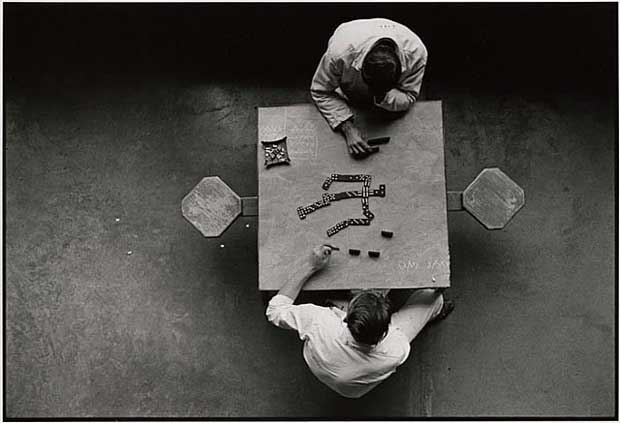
[
  {"xmin": 375, "ymin": 327, "xmax": 411, "ymax": 359},
  {"xmin": 325, "ymin": 26, "xmax": 360, "ymax": 63},
  {"xmin": 399, "ymin": 32, "xmax": 427, "ymax": 63},
  {"xmin": 267, "ymin": 295, "xmax": 334, "ymax": 316},
  {"xmin": 333, "ymin": 18, "xmax": 408, "ymax": 35},
  {"xmin": 327, "ymin": 18, "xmax": 392, "ymax": 57},
  {"xmin": 327, "ymin": 18, "xmax": 426, "ymax": 64},
  {"xmin": 294, "ymin": 302, "xmax": 347, "ymax": 323}
]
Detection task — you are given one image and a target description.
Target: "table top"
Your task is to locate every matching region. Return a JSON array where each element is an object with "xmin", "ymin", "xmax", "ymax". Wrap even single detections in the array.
[{"xmin": 257, "ymin": 101, "xmax": 450, "ymax": 290}]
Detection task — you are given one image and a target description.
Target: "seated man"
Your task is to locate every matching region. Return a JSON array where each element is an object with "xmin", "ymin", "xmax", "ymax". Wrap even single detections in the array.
[
  {"xmin": 266, "ymin": 245, "xmax": 453, "ymax": 398},
  {"xmin": 310, "ymin": 18, "xmax": 428, "ymax": 157}
]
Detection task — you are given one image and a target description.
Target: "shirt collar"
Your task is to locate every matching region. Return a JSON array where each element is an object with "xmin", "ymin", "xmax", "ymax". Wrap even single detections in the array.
[
  {"xmin": 352, "ymin": 37, "xmax": 407, "ymax": 74},
  {"xmin": 340, "ymin": 319, "xmax": 378, "ymax": 352}
]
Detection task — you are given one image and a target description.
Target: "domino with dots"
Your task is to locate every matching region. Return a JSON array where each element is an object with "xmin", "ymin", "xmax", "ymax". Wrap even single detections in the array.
[{"xmin": 326, "ymin": 219, "xmax": 350, "ymax": 237}]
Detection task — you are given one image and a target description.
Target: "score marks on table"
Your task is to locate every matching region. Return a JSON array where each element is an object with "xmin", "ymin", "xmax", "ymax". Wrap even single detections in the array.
[
  {"xmin": 287, "ymin": 119, "xmax": 320, "ymax": 161},
  {"xmin": 398, "ymin": 259, "xmax": 449, "ymax": 272}
]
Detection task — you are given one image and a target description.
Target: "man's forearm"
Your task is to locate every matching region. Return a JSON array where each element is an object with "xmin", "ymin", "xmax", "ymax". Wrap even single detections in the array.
[
  {"xmin": 375, "ymin": 88, "xmax": 416, "ymax": 112},
  {"xmin": 277, "ymin": 260, "xmax": 315, "ymax": 302},
  {"xmin": 311, "ymin": 90, "xmax": 354, "ymax": 130},
  {"xmin": 337, "ymin": 118, "xmax": 355, "ymax": 135}
]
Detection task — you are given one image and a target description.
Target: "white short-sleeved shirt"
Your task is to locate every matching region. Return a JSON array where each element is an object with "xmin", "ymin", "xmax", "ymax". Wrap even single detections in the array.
[{"xmin": 266, "ymin": 294, "xmax": 411, "ymax": 398}]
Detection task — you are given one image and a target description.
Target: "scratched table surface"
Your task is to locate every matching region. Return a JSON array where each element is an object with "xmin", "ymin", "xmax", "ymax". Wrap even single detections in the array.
[{"xmin": 257, "ymin": 101, "xmax": 450, "ymax": 290}]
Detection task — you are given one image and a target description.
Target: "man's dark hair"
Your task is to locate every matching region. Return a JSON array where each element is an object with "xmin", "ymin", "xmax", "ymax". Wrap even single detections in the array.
[
  {"xmin": 362, "ymin": 39, "xmax": 401, "ymax": 92},
  {"xmin": 345, "ymin": 291, "xmax": 392, "ymax": 346}
]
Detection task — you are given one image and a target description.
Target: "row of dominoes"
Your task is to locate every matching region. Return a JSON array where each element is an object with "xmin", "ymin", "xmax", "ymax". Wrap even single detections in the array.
[
  {"xmin": 297, "ymin": 184, "xmax": 386, "ymax": 220},
  {"xmin": 326, "ymin": 217, "xmax": 375, "ymax": 237},
  {"xmin": 326, "ymin": 185, "xmax": 386, "ymax": 202},
  {"xmin": 348, "ymin": 218, "xmax": 372, "ymax": 226},
  {"xmin": 322, "ymin": 173, "xmax": 372, "ymax": 190},
  {"xmin": 297, "ymin": 198, "xmax": 331, "ymax": 220},
  {"xmin": 326, "ymin": 174, "xmax": 375, "ymax": 235},
  {"xmin": 361, "ymin": 197, "xmax": 374, "ymax": 220},
  {"xmin": 300, "ymin": 173, "xmax": 383, "ymax": 237}
]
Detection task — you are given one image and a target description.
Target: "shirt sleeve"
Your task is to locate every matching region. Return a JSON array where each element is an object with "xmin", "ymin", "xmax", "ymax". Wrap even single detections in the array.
[
  {"xmin": 265, "ymin": 294, "xmax": 322, "ymax": 341},
  {"xmin": 392, "ymin": 328, "xmax": 412, "ymax": 366},
  {"xmin": 374, "ymin": 61, "xmax": 426, "ymax": 112},
  {"xmin": 310, "ymin": 54, "xmax": 354, "ymax": 130}
]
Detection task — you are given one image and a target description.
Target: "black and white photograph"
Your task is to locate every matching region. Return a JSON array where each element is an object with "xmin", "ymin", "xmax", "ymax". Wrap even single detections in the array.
[{"xmin": 3, "ymin": 1, "xmax": 618, "ymax": 419}]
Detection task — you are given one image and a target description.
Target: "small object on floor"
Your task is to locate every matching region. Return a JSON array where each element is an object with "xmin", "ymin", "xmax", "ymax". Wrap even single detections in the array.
[
  {"xmin": 348, "ymin": 248, "xmax": 361, "ymax": 256},
  {"xmin": 127, "ymin": 251, "xmax": 133, "ymax": 255},
  {"xmin": 381, "ymin": 230, "xmax": 393, "ymax": 238},
  {"xmin": 368, "ymin": 250, "xmax": 380, "ymax": 258},
  {"xmin": 367, "ymin": 136, "xmax": 390, "ymax": 146},
  {"xmin": 323, "ymin": 244, "xmax": 340, "ymax": 251},
  {"xmin": 261, "ymin": 137, "xmax": 291, "ymax": 168}
]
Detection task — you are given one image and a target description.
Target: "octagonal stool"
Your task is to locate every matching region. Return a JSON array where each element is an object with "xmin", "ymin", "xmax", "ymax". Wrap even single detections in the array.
[
  {"xmin": 448, "ymin": 167, "xmax": 525, "ymax": 230},
  {"xmin": 182, "ymin": 176, "xmax": 257, "ymax": 237}
]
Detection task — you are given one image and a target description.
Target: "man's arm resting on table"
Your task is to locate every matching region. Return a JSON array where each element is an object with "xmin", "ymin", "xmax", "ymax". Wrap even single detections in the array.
[
  {"xmin": 374, "ymin": 63, "xmax": 426, "ymax": 112},
  {"xmin": 310, "ymin": 53, "xmax": 372, "ymax": 156},
  {"xmin": 374, "ymin": 88, "xmax": 416, "ymax": 111},
  {"xmin": 277, "ymin": 260, "xmax": 316, "ymax": 302},
  {"xmin": 265, "ymin": 246, "xmax": 333, "ymax": 332},
  {"xmin": 338, "ymin": 118, "xmax": 371, "ymax": 156},
  {"xmin": 311, "ymin": 89, "xmax": 354, "ymax": 131},
  {"xmin": 310, "ymin": 54, "xmax": 353, "ymax": 130}
]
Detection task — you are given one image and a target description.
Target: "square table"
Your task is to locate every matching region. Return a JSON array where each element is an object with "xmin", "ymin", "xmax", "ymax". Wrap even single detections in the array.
[{"xmin": 257, "ymin": 101, "xmax": 450, "ymax": 290}]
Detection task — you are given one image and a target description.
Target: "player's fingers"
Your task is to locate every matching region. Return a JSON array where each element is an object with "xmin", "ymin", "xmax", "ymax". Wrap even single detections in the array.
[
  {"xmin": 352, "ymin": 146, "xmax": 369, "ymax": 160},
  {"xmin": 359, "ymin": 140, "xmax": 371, "ymax": 152},
  {"xmin": 351, "ymin": 144, "xmax": 363, "ymax": 155},
  {"xmin": 357, "ymin": 141, "xmax": 371, "ymax": 153}
]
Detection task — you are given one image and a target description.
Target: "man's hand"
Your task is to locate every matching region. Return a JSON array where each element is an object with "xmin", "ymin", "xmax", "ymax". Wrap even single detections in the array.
[
  {"xmin": 371, "ymin": 87, "xmax": 389, "ymax": 104},
  {"xmin": 338, "ymin": 119, "xmax": 372, "ymax": 158},
  {"xmin": 276, "ymin": 244, "xmax": 334, "ymax": 301},
  {"xmin": 309, "ymin": 245, "xmax": 333, "ymax": 272}
]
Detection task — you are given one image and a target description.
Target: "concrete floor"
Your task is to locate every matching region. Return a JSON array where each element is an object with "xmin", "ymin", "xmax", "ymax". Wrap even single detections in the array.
[{"xmin": 4, "ymin": 4, "xmax": 617, "ymax": 418}]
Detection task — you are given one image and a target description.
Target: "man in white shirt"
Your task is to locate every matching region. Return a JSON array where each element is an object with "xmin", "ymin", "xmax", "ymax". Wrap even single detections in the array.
[
  {"xmin": 310, "ymin": 18, "xmax": 428, "ymax": 158},
  {"xmin": 266, "ymin": 245, "xmax": 453, "ymax": 398}
]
